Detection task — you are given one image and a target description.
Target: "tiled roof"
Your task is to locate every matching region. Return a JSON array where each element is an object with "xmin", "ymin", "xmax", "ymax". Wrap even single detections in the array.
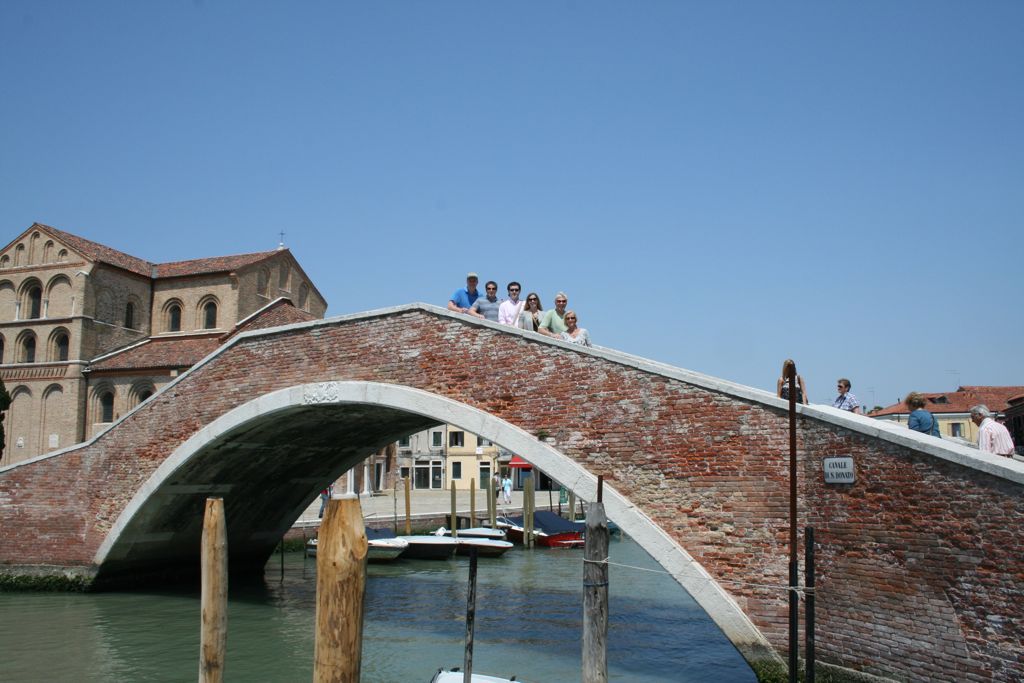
[
  {"xmin": 871, "ymin": 386, "xmax": 1024, "ymax": 417},
  {"xmin": 36, "ymin": 223, "xmax": 153, "ymax": 277},
  {"xmin": 222, "ymin": 298, "xmax": 318, "ymax": 341},
  {"xmin": 154, "ymin": 250, "xmax": 280, "ymax": 278},
  {"xmin": 88, "ymin": 335, "xmax": 222, "ymax": 371},
  {"xmin": 33, "ymin": 223, "xmax": 281, "ymax": 280},
  {"xmin": 88, "ymin": 299, "xmax": 317, "ymax": 372}
]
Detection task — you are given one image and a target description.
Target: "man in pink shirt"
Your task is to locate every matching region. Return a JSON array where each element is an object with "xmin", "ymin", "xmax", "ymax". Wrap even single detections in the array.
[
  {"xmin": 970, "ymin": 405, "xmax": 1016, "ymax": 456},
  {"xmin": 498, "ymin": 281, "xmax": 526, "ymax": 328}
]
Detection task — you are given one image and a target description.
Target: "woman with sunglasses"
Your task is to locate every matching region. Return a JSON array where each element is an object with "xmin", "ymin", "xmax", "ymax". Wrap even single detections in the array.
[
  {"xmin": 522, "ymin": 292, "xmax": 543, "ymax": 331},
  {"xmin": 559, "ymin": 310, "xmax": 592, "ymax": 347}
]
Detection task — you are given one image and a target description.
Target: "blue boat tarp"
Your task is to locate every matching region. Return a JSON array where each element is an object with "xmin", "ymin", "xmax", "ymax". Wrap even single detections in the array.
[{"xmin": 502, "ymin": 510, "xmax": 584, "ymax": 534}]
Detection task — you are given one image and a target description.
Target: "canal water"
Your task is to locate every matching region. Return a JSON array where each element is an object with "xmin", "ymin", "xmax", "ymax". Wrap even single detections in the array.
[{"xmin": 0, "ymin": 536, "xmax": 755, "ymax": 682}]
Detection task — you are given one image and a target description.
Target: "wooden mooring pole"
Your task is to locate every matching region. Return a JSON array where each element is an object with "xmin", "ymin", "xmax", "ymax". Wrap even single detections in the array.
[
  {"xmin": 199, "ymin": 497, "xmax": 228, "ymax": 683},
  {"xmin": 462, "ymin": 547, "xmax": 479, "ymax": 683},
  {"xmin": 582, "ymin": 495, "xmax": 609, "ymax": 683},
  {"xmin": 470, "ymin": 478, "xmax": 477, "ymax": 528},
  {"xmin": 451, "ymin": 481, "xmax": 458, "ymax": 535},
  {"xmin": 404, "ymin": 477, "xmax": 412, "ymax": 536},
  {"xmin": 313, "ymin": 495, "xmax": 368, "ymax": 683},
  {"xmin": 524, "ymin": 474, "xmax": 535, "ymax": 549}
]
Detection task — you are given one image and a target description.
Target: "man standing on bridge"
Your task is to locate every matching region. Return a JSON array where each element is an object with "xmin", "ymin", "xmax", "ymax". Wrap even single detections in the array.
[
  {"xmin": 538, "ymin": 291, "xmax": 569, "ymax": 338},
  {"xmin": 448, "ymin": 272, "xmax": 481, "ymax": 314},
  {"xmin": 970, "ymin": 405, "xmax": 1015, "ymax": 457},
  {"xmin": 833, "ymin": 378, "xmax": 862, "ymax": 414},
  {"xmin": 469, "ymin": 280, "xmax": 502, "ymax": 322}
]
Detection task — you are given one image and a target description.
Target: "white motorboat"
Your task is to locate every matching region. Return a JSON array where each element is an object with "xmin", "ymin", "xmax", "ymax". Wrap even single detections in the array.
[
  {"xmin": 452, "ymin": 537, "xmax": 514, "ymax": 558},
  {"xmin": 430, "ymin": 668, "xmax": 518, "ymax": 682},
  {"xmin": 397, "ymin": 534, "xmax": 458, "ymax": 560},
  {"xmin": 435, "ymin": 526, "xmax": 508, "ymax": 541},
  {"xmin": 305, "ymin": 533, "xmax": 409, "ymax": 563}
]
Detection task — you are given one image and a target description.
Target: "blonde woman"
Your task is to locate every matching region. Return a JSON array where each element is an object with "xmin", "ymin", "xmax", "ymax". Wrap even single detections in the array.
[{"xmin": 559, "ymin": 310, "xmax": 592, "ymax": 347}]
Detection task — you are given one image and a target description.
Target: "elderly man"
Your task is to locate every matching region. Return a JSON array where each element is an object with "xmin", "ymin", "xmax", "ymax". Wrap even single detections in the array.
[
  {"xmin": 447, "ymin": 272, "xmax": 481, "ymax": 314},
  {"xmin": 538, "ymin": 291, "xmax": 569, "ymax": 337},
  {"xmin": 970, "ymin": 405, "xmax": 1015, "ymax": 456}
]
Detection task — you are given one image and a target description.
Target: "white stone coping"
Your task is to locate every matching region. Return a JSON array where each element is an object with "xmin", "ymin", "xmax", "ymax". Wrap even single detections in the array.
[
  {"xmin": 95, "ymin": 380, "xmax": 777, "ymax": 659},
  {"xmin": 4, "ymin": 302, "xmax": 1022, "ymax": 489}
]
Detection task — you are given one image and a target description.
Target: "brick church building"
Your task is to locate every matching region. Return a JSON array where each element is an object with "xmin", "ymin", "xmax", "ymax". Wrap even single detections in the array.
[{"xmin": 0, "ymin": 223, "xmax": 327, "ymax": 464}]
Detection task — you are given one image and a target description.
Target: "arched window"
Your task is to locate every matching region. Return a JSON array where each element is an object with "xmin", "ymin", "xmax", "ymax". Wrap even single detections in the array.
[
  {"xmin": 257, "ymin": 268, "xmax": 270, "ymax": 297},
  {"xmin": 27, "ymin": 286, "xmax": 42, "ymax": 319},
  {"xmin": 14, "ymin": 244, "xmax": 24, "ymax": 266},
  {"xmin": 298, "ymin": 283, "xmax": 309, "ymax": 311},
  {"xmin": 131, "ymin": 382, "xmax": 156, "ymax": 408},
  {"xmin": 54, "ymin": 332, "xmax": 69, "ymax": 362},
  {"xmin": 21, "ymin": 335, "xmax": 36, "ymax": 363},
  {"xmin": 167, "ymin": 303, "xmax": 182, "ymax": 332},
  {"xmin": 0, "ymin": 255, "xmax": 8, "ymax": 269},
  {"xmin": 57, "ymin": 249, "xmax": 68, "ymax": 262},
  {"xmin": 99, "ymin": 391, "xmax": 114, "ymax": 423},
  {"xmin": 278, "ymin": 264, "xmax": 289, "ymax": 291},
  {"xmin": 42, "ymin": 241, "xmax": 54, "ymax": 263},
  {"xmin": 124, "ymin": 302, "xmax": 135, "ymax": 329},
  {"xmin": 200, "ymin": 301, "xmax": 216, "ymax": 329},
  {"xmin": 28, "ymin": 233, "xmax": 40, "ymax": 263}
]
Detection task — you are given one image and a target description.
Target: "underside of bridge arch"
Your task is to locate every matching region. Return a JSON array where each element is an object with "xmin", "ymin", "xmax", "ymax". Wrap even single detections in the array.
[
  {"xmin": 92, "ymin": 381, "xmax": 778, "ymax": 671},
  {"xmin": 96, "ymin": 402, "xmax": 438, "ymax": 583}
]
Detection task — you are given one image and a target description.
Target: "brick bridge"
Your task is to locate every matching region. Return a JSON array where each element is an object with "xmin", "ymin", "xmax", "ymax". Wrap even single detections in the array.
[{"xmin": 1, "ymin": 304, "xmax": 1021, "ymax": 681}]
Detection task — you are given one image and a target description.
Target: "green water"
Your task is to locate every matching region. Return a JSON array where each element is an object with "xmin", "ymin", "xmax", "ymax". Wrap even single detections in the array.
[{"xmin": 0, "ymin": 536, "xmax": 755, "ymax": 682}]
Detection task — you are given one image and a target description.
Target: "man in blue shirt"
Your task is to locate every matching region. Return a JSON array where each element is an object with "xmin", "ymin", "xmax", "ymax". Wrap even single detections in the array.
[{"xmin": 447, "ymin": 272, "xmax": 480, "ymax": 314}]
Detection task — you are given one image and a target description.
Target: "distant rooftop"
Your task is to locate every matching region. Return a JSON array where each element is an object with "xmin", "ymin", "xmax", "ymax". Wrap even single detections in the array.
[{"xmin": 871, "ymin": 386, "xmax": 1024, "ymax": 417}]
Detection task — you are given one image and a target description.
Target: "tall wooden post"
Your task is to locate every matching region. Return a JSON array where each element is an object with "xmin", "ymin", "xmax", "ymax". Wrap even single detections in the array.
[
  {"xmin": 583, "ymin": 500, "xmax": 609, "ymax": 683},
  {"xmin": 200, "ymin": 497, "xmax": 228, "ymax": 683},
  {"xmin": 404, "ymin": 477, "xmax": 412, "ymax": 536},
  {"xmin": 568, "ymin": 491, "xmax": 576, "ymax": 521},
  {"xmin": 470, "ymin": 478, "xmax": 477, "ymax": 528},
  {"xmin": 314, "ymin": 495, "xmax": 368, "ymax": 683},
  {"xmin": 450, "ymin": 481, "xmax": 458, "ymax": 536},
  {"xmin": 462, "ymin": 547, "xmax": 479, "ymax": 683},
  {"xmin": 785, "ymin": 359, "xmax": 799, "ymax": 683},
  {"xmin": 524, "ymin": 474, "xmax": 535, "ymax": 548}
]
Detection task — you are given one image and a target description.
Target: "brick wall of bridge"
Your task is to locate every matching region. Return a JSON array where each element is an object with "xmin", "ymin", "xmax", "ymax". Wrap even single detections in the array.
[{"xmin": 0, "ymin": 306, "xmax": 1021, "ymax": 681}]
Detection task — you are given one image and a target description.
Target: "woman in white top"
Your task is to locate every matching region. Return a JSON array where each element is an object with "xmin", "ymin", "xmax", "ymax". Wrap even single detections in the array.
[{"xmin": 559, "ymin": 310, "xmax": 592, "ymax": 347}]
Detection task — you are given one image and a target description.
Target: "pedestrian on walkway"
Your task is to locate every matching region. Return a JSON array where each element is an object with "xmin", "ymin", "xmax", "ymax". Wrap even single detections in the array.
[{"xmin": 502, "ymin": 475, "xmax": 513, "ymax": 504}]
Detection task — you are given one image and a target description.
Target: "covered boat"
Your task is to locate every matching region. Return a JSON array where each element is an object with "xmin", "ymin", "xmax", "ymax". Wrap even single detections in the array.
[{"xmin": 500, "ymin": 510, "xmax": 585, "ymax": 548}]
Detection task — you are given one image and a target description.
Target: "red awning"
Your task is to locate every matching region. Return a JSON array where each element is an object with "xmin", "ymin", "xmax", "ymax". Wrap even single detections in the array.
[{"xmin": 508, "ymin": 456, "xmax": 533, "ymax": 469}]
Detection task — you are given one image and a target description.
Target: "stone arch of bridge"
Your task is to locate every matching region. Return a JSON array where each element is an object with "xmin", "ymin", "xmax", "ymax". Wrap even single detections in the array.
[{"xmin": 95, "ymin": 380, "xmax": 775, "ymax": 665}]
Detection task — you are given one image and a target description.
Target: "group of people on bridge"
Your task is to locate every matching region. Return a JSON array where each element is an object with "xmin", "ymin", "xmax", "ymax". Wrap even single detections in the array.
[
  {"xmin": 447, "ymin": 272, "xmax": 592, "ymax": 347},
  {"xmin": 777, "ymin": 362, "xmax": 1016, "ymax": 457}
]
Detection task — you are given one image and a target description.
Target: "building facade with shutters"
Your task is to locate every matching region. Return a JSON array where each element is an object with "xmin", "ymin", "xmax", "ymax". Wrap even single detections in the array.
[{"xmin": 0, "ymin": 223, "xmax": 327, "ymax": 464}]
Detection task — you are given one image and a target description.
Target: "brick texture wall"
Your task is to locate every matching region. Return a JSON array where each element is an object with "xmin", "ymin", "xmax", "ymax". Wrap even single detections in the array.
[{"xmin": 0, "ymin": 307, "xmax": 1020, "ymax": 681}]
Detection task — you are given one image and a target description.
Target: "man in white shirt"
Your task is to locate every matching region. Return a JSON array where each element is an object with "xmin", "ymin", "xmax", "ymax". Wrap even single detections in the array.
[
  {"xmin": 498, "ymin": 281, "xmax": 526, "ymax": 328},
  {"xmin": 970, "ymin": 405, "xmax": 1015, "ymax": 456}
]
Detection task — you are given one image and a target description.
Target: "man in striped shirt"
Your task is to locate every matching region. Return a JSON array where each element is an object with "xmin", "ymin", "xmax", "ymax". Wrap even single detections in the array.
[{"xmin": 970, "ymin": 405, "xmax": 1016, "ymax": 456}]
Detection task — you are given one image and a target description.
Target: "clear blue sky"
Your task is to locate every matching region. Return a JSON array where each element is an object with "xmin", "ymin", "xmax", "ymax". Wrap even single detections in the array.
[{"xmin": 2, "ymin": 2, "xmax": 1021, "ymax": 410}]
